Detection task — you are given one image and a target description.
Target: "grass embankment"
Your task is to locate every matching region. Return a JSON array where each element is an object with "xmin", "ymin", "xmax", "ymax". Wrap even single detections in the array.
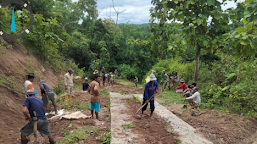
[
  {"xmin": 59, "ymin": 126, "xmax": 111, "ymax": 144},
  {"xmin": 54, "ymin": 85, "xmax": 111, "ymax": 144},
  {"xmin": 157, "ymin": 90, "xmax": 184, "ymax": 106}
]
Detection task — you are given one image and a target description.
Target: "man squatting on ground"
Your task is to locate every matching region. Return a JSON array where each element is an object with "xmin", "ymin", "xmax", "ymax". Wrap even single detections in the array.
[
  {"xmin": 20, "ymin": 90, "xmax": 55, "ymax": 144},
  {"xmin": 142, "ymin": 73, "xmax": 159, "ymax": 117},
  {"xmin": 39, "ymin": 80, "xmax": 58, "ymax": 114},
  {"xmin": 184, "ymin": 87, "xmax": 201, "ymax": 108},
  {"xmin": 90, "ymin": 74, "xmax": 102, "ymax": 120},
  {"xmin": 64, "ymin": 68, "xmax": 74, "ymax": 101}
]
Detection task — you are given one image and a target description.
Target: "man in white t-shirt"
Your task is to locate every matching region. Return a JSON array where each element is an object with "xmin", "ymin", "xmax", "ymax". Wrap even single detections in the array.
[
  {"xmin": 64, "ymin": 68, "xmax": 74, "ymax": 101},
  {"xmin": 24, "ymin": 73, "xmax": 35, "ymax": 98},
  {"xmin": 185, "ymin": 87, "xmax": 201, "ymax": 108}
]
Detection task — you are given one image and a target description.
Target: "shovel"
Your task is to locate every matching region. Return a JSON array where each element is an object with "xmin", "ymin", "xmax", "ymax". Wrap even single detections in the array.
[
  {"xmin": 135, "ymin": 94, "xmax": 155, "ymax": 115},
  {"xmin": 33, "ymin": 111, "xmax": 37, "ymax": 142}
]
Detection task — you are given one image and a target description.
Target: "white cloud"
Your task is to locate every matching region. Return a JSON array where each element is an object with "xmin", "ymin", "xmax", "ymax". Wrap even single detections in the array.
[{"xmin": 71, "ymin": 0, "xmax": 242, "ymax": 24}]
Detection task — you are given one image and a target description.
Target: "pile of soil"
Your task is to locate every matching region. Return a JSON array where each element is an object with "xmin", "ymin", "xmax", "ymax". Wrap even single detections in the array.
[{"xmin": 166, "ymin": 104, "xmax": 257, "ymax": 144}]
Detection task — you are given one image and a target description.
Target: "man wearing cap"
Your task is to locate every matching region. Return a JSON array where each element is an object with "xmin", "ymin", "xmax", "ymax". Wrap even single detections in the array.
[
  {"xmin": 64, "ymin": 68, "xmax": 74, "ymax": 101},
  {"xmin": 184, "ymin": 87, "xmax": 201, "ymax": 108},
  {"xmin": 20, "ymin": 90, "xmax": 55, "ymax": 144},
  {"xmin": 24, "ymin": 73, "xmax": 35, "ymax": 98},
  {"xmin": 142, "ymin": 73, "xmax": 159, "ymax": 118},
  {"xmin": 39, "ymin": 80, "xmax": 57, "ymax": 114}
]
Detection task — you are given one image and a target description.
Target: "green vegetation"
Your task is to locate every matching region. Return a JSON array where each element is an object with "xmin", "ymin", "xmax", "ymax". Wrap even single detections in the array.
[
  {"xmin": 100, "ymin": 87, "xmax": 110, "ymax": 96},
  {"xmin": 0, "ymin": 0, "xmax": 256, "ymax": 120},
  {"xmin": 59, "ymin": 126, "xmax": 101, "ymax": 144},
  {"xmin": 116, "ymin": 79, "xmax": 143, "ymax": 88},
  {"xmin": 150, "ymin": 57, "xmax": 257, "ymax": 117},
  {"xmin": 157, "ymin": 90, "xmax": 184, "ymax": 106},
  {"xmin": 53, "ymin": 81, "xmax": 66, "ymax": 96},
  {"xmin": 133, "ymin": 95, "xmax": 142, "ymax": 104},
  {"xmin": 58, "ymin": 98, "xmax": 90, "ymax": 111},
  {"xmin": 96, "ymin": 129, "xmax": 112, "ymax": 144},
  {"xmin": 122, "ymin": 123, "xmax": 135, "ymax": 130}
]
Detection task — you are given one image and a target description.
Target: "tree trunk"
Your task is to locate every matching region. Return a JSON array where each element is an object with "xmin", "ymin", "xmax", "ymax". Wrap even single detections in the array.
[
  {"xmin": 236, "ymin": 61, "xmax": 243, "ymax": 84},
  {"xmin": 194, "ymin": 45, "xmax": 201, "ymax": 81}
]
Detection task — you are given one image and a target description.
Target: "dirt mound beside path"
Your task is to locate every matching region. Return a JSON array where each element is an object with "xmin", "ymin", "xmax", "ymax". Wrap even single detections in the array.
[{"xmin": 166, "ymin": 103, "xmax": 257, "ymax": 144}]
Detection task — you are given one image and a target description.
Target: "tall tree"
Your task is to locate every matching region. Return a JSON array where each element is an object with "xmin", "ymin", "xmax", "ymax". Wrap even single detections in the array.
[{"xmin": 150, "ymin": 0, "xmax": 229, "ymax": 81}]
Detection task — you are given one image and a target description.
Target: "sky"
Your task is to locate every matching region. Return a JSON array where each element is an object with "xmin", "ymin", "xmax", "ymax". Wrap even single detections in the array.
[{"xmin": 73, "ymin": 0, "xmax": 244, "ymax": 24}]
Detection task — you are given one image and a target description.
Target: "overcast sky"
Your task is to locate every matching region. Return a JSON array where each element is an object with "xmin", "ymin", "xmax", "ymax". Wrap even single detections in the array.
[{"xmin": 73, "ymin": 0, "xmax": 243, "ymax": 24}]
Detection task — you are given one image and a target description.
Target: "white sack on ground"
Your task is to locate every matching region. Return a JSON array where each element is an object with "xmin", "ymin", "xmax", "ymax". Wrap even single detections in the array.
[{"xmin": 61, "ymin": 111, "xmax": 90, "ymax": 120}]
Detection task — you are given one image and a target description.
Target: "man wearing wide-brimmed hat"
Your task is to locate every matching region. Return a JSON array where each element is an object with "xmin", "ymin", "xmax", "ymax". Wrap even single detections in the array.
[
  {"xmin": 142, "ymin": 73, "xmax": 159, "ymax": 118},
  {"xmin": 64, "ymin": 68, "xmax": 74, "ymax": 101},
  {"xmin": 24, "ymin": 73, "xmax": 35, "ymax": 98}
]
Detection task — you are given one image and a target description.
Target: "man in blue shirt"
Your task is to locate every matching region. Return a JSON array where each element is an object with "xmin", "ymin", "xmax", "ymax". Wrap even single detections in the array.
[
  {"xmin": 20, "ymin": 90, "xmax": 55, "ymax": 144},
  {"xmin": 142, "ymin": 73, "xmax": 159, "ymax": 117}
]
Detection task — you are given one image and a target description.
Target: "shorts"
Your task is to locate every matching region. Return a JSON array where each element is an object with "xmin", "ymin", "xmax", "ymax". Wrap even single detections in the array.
[
  {"xmin": 142, "ymin": 98, "xmax": 155, "ymax": 112},
  {"xmin": 20, "ymin": 119, "xmax": 51, "ymax": 137},
  {"xmin": 42, "ymin": 92, "xmax": 56, "ymax": 107},
  {"xmin": 91, "ymin": 102, "xmax": 100, "ymax": 112},
  {"xmin": 187, "ymin": 99, "xmax": 200, "ymax": 108}
]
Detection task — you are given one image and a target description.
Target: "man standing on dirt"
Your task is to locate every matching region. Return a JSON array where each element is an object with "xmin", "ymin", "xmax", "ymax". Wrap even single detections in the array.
[
  {"xmin": 142, "ymin": 73, "xmax": 159, "ymax": 118},
  {"xmin": 134, "ymin": 76, "xmax": 138, "ymax": 87},
  {"xmin": 20, "ymin": 90, "xmax": 55, "ymax": 144},
  {"xmin": 39, "ymin": 80, "xmax": 57, "ymax": 114},
  {"xmin": 64, "ymin": 68, "xmax": 74, "ymax": 101},
  {"xmin": 90, "ymin": 74, "xmax": 101, "ymax": 120},
  {"xmin": 24, "ymin": 73, "xmax": 35, "ymax": 98}
]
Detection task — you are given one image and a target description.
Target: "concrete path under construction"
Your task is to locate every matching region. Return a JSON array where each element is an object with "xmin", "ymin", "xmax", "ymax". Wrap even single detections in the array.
[{"xmin": 110, "ymin": 92, "xmax": 213, "ymax": 144}]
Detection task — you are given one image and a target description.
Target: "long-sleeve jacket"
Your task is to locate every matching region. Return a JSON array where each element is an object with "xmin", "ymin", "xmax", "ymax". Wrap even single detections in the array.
[
  {"xmin": 186, "ymin": 91, "xmax": 201, "ymax": 105},
  {"xmin": 176, "ymin": 82, "xmax": 186, "ymax": 90},
  {"xmin": 64, "ymin": 72, "xmax": 74, "ymax": 86},
  {"xmin": 143, "ymin": 81, "xmax": 159, "ymax": 100}
]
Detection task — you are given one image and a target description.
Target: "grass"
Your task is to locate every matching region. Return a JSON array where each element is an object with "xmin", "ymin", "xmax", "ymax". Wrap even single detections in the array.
[
  {"xmin": 100, "ymin": 87, "xmax": 110, "ymax": 96},
  {"xmin": 163, "ymin": 121, "xmax": 171, "ymax": 126},
  {"xmin": 157, "ymin": 90, "xmax": 184, "ymax": 106},
  {"xmin": 122, "ymin": 123, "xmax": 135, "ymax": 130},
  {"xmin": 96, "ymin": 128, "xmax": 112, "ymax": 144},
  {"xmin": 58, "ymin": 98, "xmax": 90, "ymax": 110},
  {"xmin": 167, "ymin": 129, "xmax": 174, "ymax": 135},
  {"xmin": 59, "ymin": 126, "xmax": 101, "ymax": 144},
  {"xmin": 133, "ymin": 95, "xmax": 142, "ymax": 103},
  {"xmin": 116, "ymin": 79, "xmax": 143, "ymax": 88}
]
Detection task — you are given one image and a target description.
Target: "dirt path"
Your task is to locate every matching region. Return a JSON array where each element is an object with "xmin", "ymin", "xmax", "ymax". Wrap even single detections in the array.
[
  {"xmin": 134, "ymin": 94, "xmax": 212, "ymax": 144},
  {"xmin": 110, "ymin": 93, "xmax": 140, "ymax": 144},
  {"xmin": 110, "ymin": 92, "xmax": 179, "ymax": 144}
]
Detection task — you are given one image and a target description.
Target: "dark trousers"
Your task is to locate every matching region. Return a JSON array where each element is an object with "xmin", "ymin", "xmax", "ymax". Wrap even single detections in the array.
[{"xmin": 142, "ymin": 98, "xmax": 155, "ymax": 112}]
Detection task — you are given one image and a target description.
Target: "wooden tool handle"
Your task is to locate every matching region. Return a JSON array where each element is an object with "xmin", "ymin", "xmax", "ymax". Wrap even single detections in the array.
[{"xmin": 33, "ymin": 111, "xmax": 37, "ymax": 132}]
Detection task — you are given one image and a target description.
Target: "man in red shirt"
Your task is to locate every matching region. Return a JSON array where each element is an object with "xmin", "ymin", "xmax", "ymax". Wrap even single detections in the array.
[{"xmin": 176, "ymin": 79, "xmax": 186, "ymax": 93}]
